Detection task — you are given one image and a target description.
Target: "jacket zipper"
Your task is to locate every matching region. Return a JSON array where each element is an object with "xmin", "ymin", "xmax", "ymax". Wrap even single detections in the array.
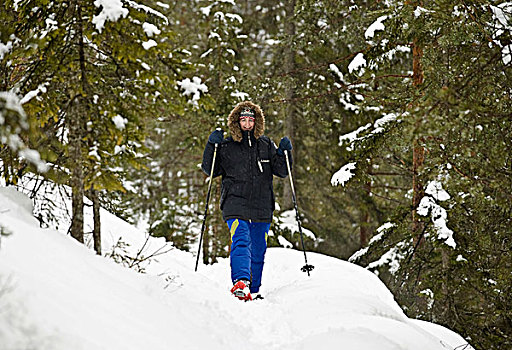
[{"xmin": 248, "ymin": 134, "xmax": 254, "ymax": 220}]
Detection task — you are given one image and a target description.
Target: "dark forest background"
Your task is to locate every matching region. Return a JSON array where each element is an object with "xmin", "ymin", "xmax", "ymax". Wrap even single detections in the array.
[{"xmin": 1, "ymin": 1, "xmax": 511, "ymax": 349}]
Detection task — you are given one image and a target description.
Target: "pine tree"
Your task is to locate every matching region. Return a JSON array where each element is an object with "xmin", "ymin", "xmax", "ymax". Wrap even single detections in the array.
[
  {"xmin": 118, "ymin": 0, "xmax": 246, "ymax": 262},
  {"xmin": 232, "ymin": 0, "xmax": 386, "ymax": 255},
  {"xmin": 2, "ymin": 0, "xmax": 183, "ymax": 245},
  {"xmin": 336, "ymin": 2, "xmax": 512, "ymax": 348},
  {"xmin": 0, "ymin": 3, "xmax": 48, "ymax": 183}
]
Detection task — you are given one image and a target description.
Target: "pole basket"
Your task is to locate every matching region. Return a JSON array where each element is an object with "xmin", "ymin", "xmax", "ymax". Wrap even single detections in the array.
[{"xmin": 301, "ymin": 264, "xmax": 315, "ymax": 273}]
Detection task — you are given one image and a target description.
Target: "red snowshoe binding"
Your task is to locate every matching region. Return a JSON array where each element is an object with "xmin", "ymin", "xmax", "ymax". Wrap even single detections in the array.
[{"xmin": 230, "ymin": 279, "xmax": 252, "ymax": 301}]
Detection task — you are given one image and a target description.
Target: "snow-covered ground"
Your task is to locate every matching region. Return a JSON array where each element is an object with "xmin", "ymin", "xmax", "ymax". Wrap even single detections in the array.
[{"xmin": 0, "ymin": 186, "xmax": 473, "ymax": 350}]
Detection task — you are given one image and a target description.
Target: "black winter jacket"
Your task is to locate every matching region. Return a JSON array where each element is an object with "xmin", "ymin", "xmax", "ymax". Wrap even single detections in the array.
[{"xmin": 202, "ymin": 130, "xmax": 290, "ymax": 223}]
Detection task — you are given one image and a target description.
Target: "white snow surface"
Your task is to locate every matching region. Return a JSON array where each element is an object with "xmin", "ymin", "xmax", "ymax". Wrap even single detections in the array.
[
  {"xmin": 365, "ymin": 16, "xmax": 387, "ymax": 39},
  {"xmin": 348, "ymin": 53, "xmax": 366, "ymax": 73},
  {"xmin": 417, "ymin": 181, "xmax": 456, "ymax": 248},
  {"xmin": 490, "ymin": 3, "xmax": 512, "ymax": 65},
  {"xmin": 142, "ymin": 39, "xmax": 158, "ymax": 50},
  {"xmin": 112, "ymin": 114, "xmax": 128, "ymax": 129},
  {"xmin": 0, "ymin": 40, "xmax": 13, "ymax": 60},
  {"xmin": 143, "ymin": 22, "xmax": 162, "ymax": 37},
  {"xmin": 177, "ymin": 77, "xmax": 209, "ymax": 103},
  {"xmin": 278, "ymin": 209, "xmax": 316, "ymax": 240},
  {"xmin": 425, "ymin": 180, "xmax": 451, "ymax": 201},
  {"xmin": 331, "ymin": 162, "xmax": 357, "ymax": 187},
  {"xmin": 0, "ymin": 91, "xmax": 27, "ymax": 124},
  {"xmin": 0, "ymin": 187, "xmax": 472, "ymax": 350},
  {"xmin": 92, "ymin": 0, "xmax": 129, "ymax": 32}
]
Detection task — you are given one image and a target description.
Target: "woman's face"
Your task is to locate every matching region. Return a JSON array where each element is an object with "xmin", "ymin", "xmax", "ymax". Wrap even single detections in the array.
[{"xmin": 240, "ymin": 117, "xmax": 255, "ymax": 131}]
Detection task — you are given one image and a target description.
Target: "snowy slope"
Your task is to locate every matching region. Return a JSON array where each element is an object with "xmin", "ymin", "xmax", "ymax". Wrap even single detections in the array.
[{"xmin": 0, "ymin": 187, "xmax": 473, "ymax": 350}]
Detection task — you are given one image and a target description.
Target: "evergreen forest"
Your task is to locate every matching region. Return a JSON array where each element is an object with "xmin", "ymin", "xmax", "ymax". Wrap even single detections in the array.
[{"xmin": 1, "ymin": 1, "xmax": 511, "ymax": 349}]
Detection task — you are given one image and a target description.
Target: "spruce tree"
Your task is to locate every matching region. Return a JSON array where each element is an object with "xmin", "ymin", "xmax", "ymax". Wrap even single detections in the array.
[
  {"xmin": 2, "ymin": 0, "xmax": 183, "ymax": 245},
  {"xmin": 336, "ymin": 2, "xmax": 512, "ymax": 348}
]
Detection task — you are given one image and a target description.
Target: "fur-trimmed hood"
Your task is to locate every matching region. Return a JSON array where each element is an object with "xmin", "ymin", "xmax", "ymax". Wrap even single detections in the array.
[{"xmin": 227, "ymin": 101, "xmax": 265, "ymax": 142}]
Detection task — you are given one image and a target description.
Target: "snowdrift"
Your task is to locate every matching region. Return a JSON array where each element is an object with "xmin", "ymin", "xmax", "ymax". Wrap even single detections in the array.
[{"xmin": 0, "ymin": 187, "xmax": 472, "ymax": 350}]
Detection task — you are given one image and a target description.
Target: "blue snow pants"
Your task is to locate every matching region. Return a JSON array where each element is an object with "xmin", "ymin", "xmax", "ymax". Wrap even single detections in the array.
[{"xmin": 227, "ymin": 219, "xmax": 270, "ymax": 293}]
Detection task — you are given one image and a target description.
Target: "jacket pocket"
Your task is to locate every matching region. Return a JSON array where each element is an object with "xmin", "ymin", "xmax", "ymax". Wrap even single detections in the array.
[
  {"xmin": 271, "ymin": 184, "xmax": 275, "ymax": 211},
  {"xmin": 220, "ymin": 182, "xmax": 231, "ymax": 210}
]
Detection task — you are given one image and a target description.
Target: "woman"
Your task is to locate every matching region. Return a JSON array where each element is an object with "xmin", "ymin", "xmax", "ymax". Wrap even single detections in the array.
[{"xmin": 201, "ymin": 101, "xmax": 292, "ymax": 301}]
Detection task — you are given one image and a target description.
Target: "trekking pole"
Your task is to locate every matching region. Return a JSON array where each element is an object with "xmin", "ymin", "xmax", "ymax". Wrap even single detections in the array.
[
  {"xmin": 195, "ymin": 143, "xmax": 218, "ymax": 272},
  {"xmin": 284, "ymin": 150, "xmax": 314, "ymax": 276}
]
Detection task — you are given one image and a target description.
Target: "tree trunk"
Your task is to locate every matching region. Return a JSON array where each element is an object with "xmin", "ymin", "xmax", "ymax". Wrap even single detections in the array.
[
  {"xmin": 210, "ymin": 183, "xmax": 222, "ymax": 264},
  {"xmin": 69, "ymin": 101, "xmax": 85, "ymax": 243},
  {"xmin": 412, "ymin": 142, "xmax": 425, "ymax": 235},
  {"xmin": 282, "ymin": 0, "xmax": 296, "ymax": 211},
  {"xmin": 412, "ymin": 38, "xmax": 424, "ymax": 86},
  {"xmin": 412, "ymin": 33, "xmax": 425, "ymax": 239},
  {"xmin": 360, "ymin": 210, "xmax": 370, "ymax": 248},
  {"xmin": 202, "ymin": 222, "xmax": 210, "ymax": 265},
  {"xmin": 360, "ymin": 176, "xmax": 372, "ymax": 247},
  {"xmin": 91, "ymin": 189, "xmax": 102, "ymax": 255},
  {"xmin": 211, "ymin": 216, "xmax": 218, "ymax": 264},
  {"xmin": 69, "ymin": 2, "xmax": 88, "ymax": 243}
]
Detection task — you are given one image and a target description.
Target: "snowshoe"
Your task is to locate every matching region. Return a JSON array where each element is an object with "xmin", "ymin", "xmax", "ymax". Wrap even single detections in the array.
[{"xmin": 230, "ymin": 279, "xmax": 252, "ymax": 301}]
